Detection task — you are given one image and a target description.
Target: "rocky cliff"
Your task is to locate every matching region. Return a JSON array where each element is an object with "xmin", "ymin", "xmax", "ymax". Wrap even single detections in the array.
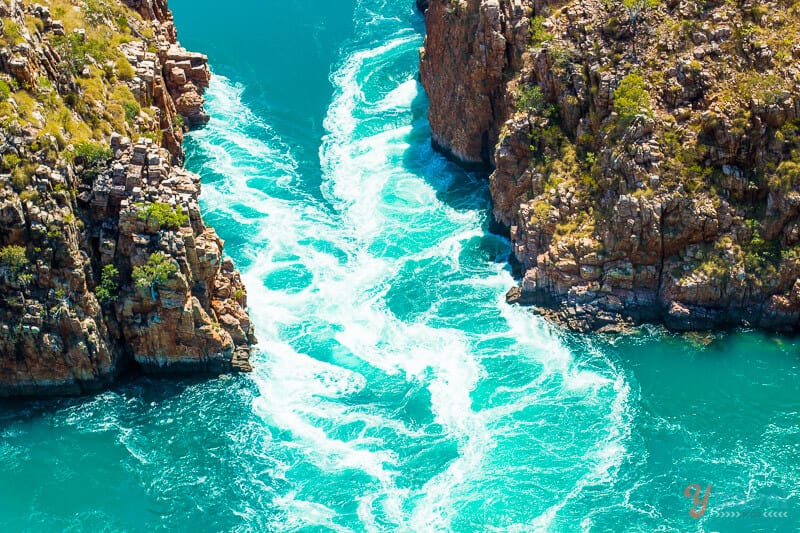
[
  {"xmin": 0, "ymin": 0, "xmax": 254, "ymax": 396},
  {"xmin": 420, "ymin": 0, "xmax": 800, "ymax": 332}
]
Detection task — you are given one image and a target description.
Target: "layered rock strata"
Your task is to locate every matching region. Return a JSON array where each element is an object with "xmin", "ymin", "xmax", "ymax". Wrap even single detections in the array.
[
  {"xmin": 420, "ymin": 0, "xmax": 800, "ymax": 332},
  {"xmin": 0, "ymin": 0, "xmax": 254, "ymax": 396}
]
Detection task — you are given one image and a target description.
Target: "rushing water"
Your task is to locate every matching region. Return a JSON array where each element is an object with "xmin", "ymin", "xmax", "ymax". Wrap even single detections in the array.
[{"xmin": 1, "ymin": 1, "xmax": 799, "ymax": 531}]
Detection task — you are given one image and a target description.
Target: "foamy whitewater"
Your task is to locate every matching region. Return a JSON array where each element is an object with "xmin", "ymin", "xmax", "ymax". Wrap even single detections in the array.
[{"xmin": 0, "ymin": 1, "xmax": 798, "ymax": 531}]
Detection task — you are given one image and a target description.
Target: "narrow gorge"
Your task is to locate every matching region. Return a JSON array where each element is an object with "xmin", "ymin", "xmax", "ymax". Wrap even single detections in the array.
[{"xmin": 0, "ymin": 1, "xmax": 797, "ymax": 531}]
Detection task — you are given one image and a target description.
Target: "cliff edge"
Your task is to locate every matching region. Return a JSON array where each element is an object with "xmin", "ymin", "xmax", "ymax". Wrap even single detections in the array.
[
  {"xmin": 0, "ymin": 0, "xmax": 255, "ymax": 396},
  {"xmin": 420, "ymin": 0, "xmax": 800, "ymax": 332}
]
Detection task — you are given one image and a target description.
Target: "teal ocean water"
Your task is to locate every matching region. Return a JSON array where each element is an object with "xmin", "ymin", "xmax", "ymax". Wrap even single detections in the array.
[{"xmin": 1, "ymin": 1, "xmax": 799, "ymax": 531}]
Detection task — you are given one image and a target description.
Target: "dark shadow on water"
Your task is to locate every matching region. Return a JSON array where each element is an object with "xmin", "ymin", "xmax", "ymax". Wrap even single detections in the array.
[
  {"xmin": 0, "ymin": 371, "xmax": 258, "ymax": 425},
  {"xmin": 401, "ymin": 88, "xmax": 490, "ymax": 206},
  {"xmin": 400, "ymin": 86, "xmax": 516, "ymax": 269}
]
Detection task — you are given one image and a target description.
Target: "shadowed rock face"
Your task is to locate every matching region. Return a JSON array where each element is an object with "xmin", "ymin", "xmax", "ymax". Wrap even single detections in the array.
[
  {"xmin": 420, "ymin": 0, "xmax": 531, "ymax": 168},
  {"xmin": 421, "ymin": 0, "xmax": 800, "ymax": 332},
  {"xmin": 0, "ymin": 0, "xmax": 254, "ymax": 397}
]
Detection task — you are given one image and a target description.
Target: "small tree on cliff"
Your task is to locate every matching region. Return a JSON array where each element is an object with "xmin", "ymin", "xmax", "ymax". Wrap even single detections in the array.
[
  {"xmin": 621, "ymin": 0, "xmax": 660, "ymax": 57},
  {"xmin": 516, "ymin": 85, "xmax": 548, "ymax": 115},
  {"xmin": 0, "ymin": 245, "xmax": 29, "ymax": 284},
  {"xmin": 613, "ymin": 73, "xmax": 653, "ymax": 127},
  {"xmin": 137, "ymin": 202, "xmax": 190, "ymax": 230},
  {"xmin": 622, "ymin": 0, "xmax": 660, "ymax": 23},
  {"xmin": 72, "ymin": 142, "xmax": 114, "ymax": 180},
  {"xmin": 96, "ymin": 264, "xmax": 119, "ymax": 305},
  {"xmin": 132, "ymin": 252, "xmax": 178, "ymax": 300}
]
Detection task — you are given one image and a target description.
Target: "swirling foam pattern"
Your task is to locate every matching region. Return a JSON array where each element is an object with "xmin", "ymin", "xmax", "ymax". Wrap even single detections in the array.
[{"xmin": 0, "ymin": 1, "xmax": 798, "ymax": 531}]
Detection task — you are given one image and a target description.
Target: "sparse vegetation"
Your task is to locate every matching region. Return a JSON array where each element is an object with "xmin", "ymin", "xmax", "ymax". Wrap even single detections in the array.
[
  {"xmin": 0, "ymin": 245, "xmax": 29, "ymax": 283},
  {"xmin": 52, "ymin": 31, "xmax": 110, "ymax": 76},
  {"xmin": 515, "ymin": 85, "xmax": 547, "ymax": 115},
  {"xmin": 73, "ymin": 142, "xmax": 113, "ymax": 165},
  {"xmin": 613, "ymin": 73, "xmax": 652, "ymax": 126},
  {"xmin": 137, "ymin": 202, "xmax": 190, "ymax": 230},
  {"xmin": 95, "ymin": 264, "xmax": 119, "ymax": 305},
  {"xmin": 132, "ymin": 252, "xmax": 178, "ymax": 291},
  {"xmin": 124, "ymin": 102, "xmax": 139, "ymax": 122},
  {"xmin": 530, "ymin": 16, "xmax": 553, "ymax": 47},
  {"xmin": 0, "ymin": 80, "xmax": 10, "ymax": 102}
]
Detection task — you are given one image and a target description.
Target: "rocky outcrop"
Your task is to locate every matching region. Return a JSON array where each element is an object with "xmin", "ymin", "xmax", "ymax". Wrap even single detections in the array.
[
  {"xmin": 118, "ymin": 39, "xmax": 210, "ymax": 157},
  {"xmin": 0, "ymin": 0, "xmax": 254, "ymax": 397},
  {"xmin": 102, "ymin": 136, "xmax": 254, "ymax": 374},
  {"xmin": 420, "ymin": 0, "xmax": 531, "ymax": 167},
  {"xmin": 421, "ymin": 0, "xmax": 800, "ymax": 332}
]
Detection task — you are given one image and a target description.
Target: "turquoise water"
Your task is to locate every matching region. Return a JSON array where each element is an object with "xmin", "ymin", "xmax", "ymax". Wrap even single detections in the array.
[{"xmin": 1, "ymin": 1, "xmax": 799, "ymax": 531}]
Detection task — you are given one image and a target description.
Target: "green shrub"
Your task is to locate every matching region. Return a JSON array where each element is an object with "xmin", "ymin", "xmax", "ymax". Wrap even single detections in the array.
[
  {"xmin": 137, "ymin": 202, "xmax": 189, "ymax": 230},
  {"xmin": 1, "ymin": 153, "xmax": 20, "ymax": 171},
  {"xmin": 19, "ymin": 190, "xmax": 40, "ymax": 203},
  {"xmin": 132, "ymin": 252, "xmax": 178, "ymax": 290},
  {"xmin": 613, "ymin": 73, "xmax": 652, "ymax": 126},
  {"xmin": 0, "ymin": 245, "xmax": 28, "ymax": 282},
  {"xmin": 10, "ymin": 162, "xmax": 36, "ymax": 191},
  {"xmin": 95, "ymin": 264, "xmax": 119, "ymax": 305},
  {"xmin": 116, "ymin": 58, "xmax": 135, "ymax": 81},
  {"xmin": 83, "ymin": 0, "xmax": 114, "ymax": 23},
  {"xmin": 52, "ymin": 32, "xmax": 110, "ymax": 76},
  {"xmin": 1, "ymin": 19, "xmax": 22, "ymax": 45},
  {"xmin": 73, "ymin": 142, "xmax": 113, "ymax": 165},
  {"xmin": 781, "ymin": 244, "xmax": 800, "ymax": 262},
  {"xmin": 26, "ymin": 15, "xmax": 44, "ymax": 36},
  {"xmin": 0, "ymin": 80, "xmax": 10, "ymax": 102},
  {"xmin": 622, "ymin": 0, "xmax": 660, "ymax": 10},
  {"xmin": 622, "ymin": 0, "xmax": 661, "ymax": 21},
  {"xmin": 697, "ymin": 254, "xmax": 727, "ymax": 280},
  {"xmin": 530, "ymin": 16, "xmax": 553, "ymax": 47},
  {"xmin": 115, "ymin": 14, "xmax": 129, "ymax": 32},
  {"xmin": 743, "ymin": 219, "xmax": 780, "ymax": 273},
  {"xmin": 604, "ymin": 16, "xmax": 621, "ymax": 35},
  {"xmin": 139, "ymin": 129, "xmax": 163, "ymax": 144},
  {"xmin": 516, "ymin": 84, "xmax": 547, "ymax": 114},
  {"xmin": 46, "ymin": 223, "xmax": 63, "ymax": 240},
  {"xmin": 769, "ymin": 161, "xmax": 800, "ymax": 192},
  {"xmin": 532, "ymin": 200, "xmax": 553, "ymax": 224},
  {"xmin": 124, "ymin": 102, "xmax": 139, "ymax": 122}
]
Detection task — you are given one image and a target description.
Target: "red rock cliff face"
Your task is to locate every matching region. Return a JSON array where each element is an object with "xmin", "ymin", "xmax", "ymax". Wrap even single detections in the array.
[
  {"xmin": 420, "ymin": 0, "xmax": 800, "ymax": 332},
  {"xmin": 0, "ymin": 0, "xmax": 254, "ymax": 396},
  {"xmin": 419, "ymin": 0, "xmax": 531, "ymax": 167}
]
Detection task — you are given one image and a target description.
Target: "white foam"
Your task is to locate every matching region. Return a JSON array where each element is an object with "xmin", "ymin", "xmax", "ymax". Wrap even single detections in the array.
[
  {"xmin": 373, "ymin": 78, "xmax": 420, "ymax": 112},
  {"xmin": 189, "ymin": 7, "xmax": 633, "ymax": 530},
  {"xmin": 273, "ymin": 493, "xmax": 353, "ymax": 533}
]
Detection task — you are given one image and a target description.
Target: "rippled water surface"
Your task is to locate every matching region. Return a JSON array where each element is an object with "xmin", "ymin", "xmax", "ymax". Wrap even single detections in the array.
[{"xmin": 1, "ymin": 1, "xmax": 798, "ymax": 531}]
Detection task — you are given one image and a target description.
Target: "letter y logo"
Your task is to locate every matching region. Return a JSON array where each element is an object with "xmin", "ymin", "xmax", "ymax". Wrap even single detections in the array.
[{"xmin": 684, "ymin": 484, "xmax": 712, "ymax": 519}]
